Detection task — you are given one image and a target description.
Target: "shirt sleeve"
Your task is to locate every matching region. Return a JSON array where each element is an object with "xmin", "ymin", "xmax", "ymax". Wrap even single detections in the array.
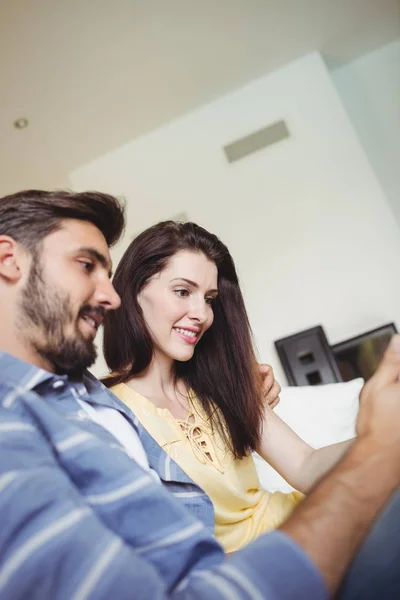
[{"xmin": 0, "ymin": 384, "xmax": 327, "ymax": 600}]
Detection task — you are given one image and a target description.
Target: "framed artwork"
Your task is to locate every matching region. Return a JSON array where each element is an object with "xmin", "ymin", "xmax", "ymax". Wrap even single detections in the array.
[
  {"xmin": 275, "ymin": 325, "xmax": 342, "ymax": 386},
  {"xmin": 331, "ymin": 323, "xmax": 397, "ymax": 382}
]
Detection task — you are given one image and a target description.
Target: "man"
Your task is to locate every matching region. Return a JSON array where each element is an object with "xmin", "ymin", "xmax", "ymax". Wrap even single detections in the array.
[{"xmin": 0, "ymin": 189, "xmax": 399, "ymax": 600}]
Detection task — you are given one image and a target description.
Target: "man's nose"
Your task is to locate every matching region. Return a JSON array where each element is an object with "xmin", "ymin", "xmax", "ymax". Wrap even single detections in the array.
[{"xmin": 95, "ymin": 278, "xmax": 121, "ymax": 311}]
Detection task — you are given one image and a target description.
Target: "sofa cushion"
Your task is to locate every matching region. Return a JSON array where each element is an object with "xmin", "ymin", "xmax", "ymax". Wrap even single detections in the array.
[{"xmin": 254, "ymin": 378, "xmax": 363, "ymax": 492}]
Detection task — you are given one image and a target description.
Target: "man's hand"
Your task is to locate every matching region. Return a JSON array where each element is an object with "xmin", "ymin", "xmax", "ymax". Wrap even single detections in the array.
[
  {"xmin": 281, "ymin": 334, "xmax": 400, "ymax": 595},
  {"xmin": 357, "ymin": 334, "xmax": 400, "ymax": 448},
  {"xmin": 259, "ymin": 364, "xmax": 281, "ymax": 410}
]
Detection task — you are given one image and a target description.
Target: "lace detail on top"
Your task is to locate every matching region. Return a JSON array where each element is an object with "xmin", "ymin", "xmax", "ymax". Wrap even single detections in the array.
[{"xmin": 174, "ymin": 411, "xmax": 226, "ymax": 474}]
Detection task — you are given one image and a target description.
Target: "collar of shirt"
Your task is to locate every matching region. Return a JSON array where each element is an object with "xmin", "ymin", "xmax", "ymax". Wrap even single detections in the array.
[
  {"xmin": 0, "ymin": 350, "xmax": 125, "ymax": 412},
  {"xmin": 0, "ymin": 349, "xmax": 147, "ymax": 452},
  {"xmin": 0, "ymin": 350, "xmax": 59, "ymax": 390},
  {"xmin": 0, "ymin": 350, "xmax": 203, "ymax": 488}
]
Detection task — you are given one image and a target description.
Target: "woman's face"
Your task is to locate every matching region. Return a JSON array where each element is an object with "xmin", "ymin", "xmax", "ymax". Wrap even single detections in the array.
[{"xmin": 138, "ymin": 250, "xmax": 218, "ymax": 363}]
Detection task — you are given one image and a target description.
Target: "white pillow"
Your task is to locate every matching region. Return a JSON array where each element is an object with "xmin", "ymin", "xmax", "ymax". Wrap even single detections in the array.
[{"xmin": 254, "ymin": 378, "xmax": 363, "ymax": 493}]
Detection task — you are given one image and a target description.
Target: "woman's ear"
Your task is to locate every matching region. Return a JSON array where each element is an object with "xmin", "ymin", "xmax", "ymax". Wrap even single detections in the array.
[{"xmin": 0, "ymin": 236, "xmax": 23, "ymax": 283}]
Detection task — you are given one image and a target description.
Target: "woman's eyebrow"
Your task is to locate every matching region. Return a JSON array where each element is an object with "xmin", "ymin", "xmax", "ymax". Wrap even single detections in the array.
[{"xmin": 170, "ymin": 277, "xmax": 218, "ymax": 294}]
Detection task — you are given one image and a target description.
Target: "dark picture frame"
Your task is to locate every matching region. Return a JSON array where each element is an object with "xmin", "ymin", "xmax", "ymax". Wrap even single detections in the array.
[
  {"xmin": 331, "ymin": 323, "xmax": 397, "ymax": 382},
  {"xmin": 275, "ymin": 325, "xmax": 342, "ymax": 386}
]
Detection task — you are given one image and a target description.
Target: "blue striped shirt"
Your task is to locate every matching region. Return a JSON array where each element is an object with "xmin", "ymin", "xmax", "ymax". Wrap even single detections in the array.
[{"xmin": 0, "ymin": 351, "xmax": 327, "ymax": 599}]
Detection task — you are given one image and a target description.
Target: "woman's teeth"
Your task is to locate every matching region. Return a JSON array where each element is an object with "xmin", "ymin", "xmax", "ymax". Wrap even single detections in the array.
[{"xmin": 175, "ymin": 328, "xmax": 196, "ymax": 338}]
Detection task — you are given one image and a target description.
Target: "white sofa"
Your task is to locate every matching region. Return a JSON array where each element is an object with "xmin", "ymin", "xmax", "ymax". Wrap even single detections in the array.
[{"xmin": 254, "ymin": 378, "xmax": 364, "ymax": 493}]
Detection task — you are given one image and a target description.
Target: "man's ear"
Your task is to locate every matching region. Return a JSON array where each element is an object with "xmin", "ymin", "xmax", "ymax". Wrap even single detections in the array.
[{"xmin": 0, "ymin": 236, "xmax": 24, "ymax": 283}]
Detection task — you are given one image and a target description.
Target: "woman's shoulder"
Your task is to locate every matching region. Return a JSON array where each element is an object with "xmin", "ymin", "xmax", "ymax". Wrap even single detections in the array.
[
  {"xmin": 110, "ymin": 382, "xmax": 151, "ymax": 409},
  {"xmin": 109, "ymin": 381, "xmax": 132, "ymax": 399},
  {"xmin": 110, "ymin": 382, "xmax": 176, "ymax": 422}
]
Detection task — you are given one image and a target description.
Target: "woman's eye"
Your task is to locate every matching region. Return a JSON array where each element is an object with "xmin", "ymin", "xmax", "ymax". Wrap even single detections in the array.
[
  {"xmin": 205, "ymin": 297, "xmax": 215, "ymax": 305},
  {"xmin": 174, "ymin": 288, "xmax": 189, "ymax": 298}
]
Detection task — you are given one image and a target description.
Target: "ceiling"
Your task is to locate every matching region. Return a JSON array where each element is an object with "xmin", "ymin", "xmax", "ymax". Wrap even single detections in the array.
[{"xmin": 0, "ymin": 0, "xmax": 399, "ymax": 195}]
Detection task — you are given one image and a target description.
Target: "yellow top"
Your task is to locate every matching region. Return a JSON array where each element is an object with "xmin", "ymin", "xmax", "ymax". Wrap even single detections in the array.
[{"xmin": 112, "ymin": 383, "xmax": 302, "ymax": 552}]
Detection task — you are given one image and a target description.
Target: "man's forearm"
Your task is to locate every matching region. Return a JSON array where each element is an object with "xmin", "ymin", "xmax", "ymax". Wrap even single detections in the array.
[
  {"xmin": 299, "ymin": 439, "xmax": 354, "ymax": 493},
  {"xmin": 280, "ymin": 436, "xmax": 400, "ymax": 595}
]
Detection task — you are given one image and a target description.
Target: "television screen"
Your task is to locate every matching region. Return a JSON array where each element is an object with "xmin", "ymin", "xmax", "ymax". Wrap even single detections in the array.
[{"xmin": 332, "ymin": 323, "xmax": 397, "ymax": 382}]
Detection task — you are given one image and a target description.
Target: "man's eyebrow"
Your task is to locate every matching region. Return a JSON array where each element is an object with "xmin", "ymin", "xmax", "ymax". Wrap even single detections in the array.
[
  {"xmin": 79, "ymin": 247, "xmax": 113, "ymax": 277},
  {"xmin": 170, "ymin": 277, "xmax": 218, "ymax": 294}
]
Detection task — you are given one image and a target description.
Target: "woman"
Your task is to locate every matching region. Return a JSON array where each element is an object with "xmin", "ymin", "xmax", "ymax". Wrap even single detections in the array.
[{"xmin": 103, "ymin": 221, "xmax": 352, "ymax": 553}]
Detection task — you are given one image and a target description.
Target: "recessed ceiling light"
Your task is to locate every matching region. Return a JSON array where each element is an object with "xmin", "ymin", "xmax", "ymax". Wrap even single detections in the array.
[{"xmin": 13, "ymin": 118, "xmax": 29, "ymax": 129}]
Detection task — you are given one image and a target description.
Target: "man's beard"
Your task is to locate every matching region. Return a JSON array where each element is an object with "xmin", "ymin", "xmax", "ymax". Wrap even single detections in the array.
[{"xmin": 17, "ymin": 258, "xmax": 98, "ymax": 376}]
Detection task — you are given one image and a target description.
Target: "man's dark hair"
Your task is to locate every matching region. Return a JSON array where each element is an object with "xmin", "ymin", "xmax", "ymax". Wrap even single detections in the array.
[{"xmin": 0, "ymin": 189, "xmax": 125, "ymax": 251}]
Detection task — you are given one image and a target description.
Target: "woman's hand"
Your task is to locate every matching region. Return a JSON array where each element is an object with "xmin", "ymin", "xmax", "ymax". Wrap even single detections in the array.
[{"xmin": 259, "ymin": 364, "xmax": 281, "ymax": 410}]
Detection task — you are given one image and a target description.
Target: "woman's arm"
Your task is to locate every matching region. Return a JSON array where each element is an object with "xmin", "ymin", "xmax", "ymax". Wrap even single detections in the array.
[{"xmin": 257, "ymin": 405, "xmax": 354, "ymax": 494}]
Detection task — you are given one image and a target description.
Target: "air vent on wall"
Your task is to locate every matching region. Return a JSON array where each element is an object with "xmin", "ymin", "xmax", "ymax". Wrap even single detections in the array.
[{"xmin": 223, "ymin": 120, "xmax": 289, "ymax": 163}]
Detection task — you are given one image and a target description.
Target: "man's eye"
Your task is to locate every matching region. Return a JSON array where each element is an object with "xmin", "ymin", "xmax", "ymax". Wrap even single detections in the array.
[
  {"xmin": 174, "ymin": 288, "xmax": 189, "ymax": 298},
  {"xmin": 79, "ymin": 261, "xmax": 94, "ymax": 272}
]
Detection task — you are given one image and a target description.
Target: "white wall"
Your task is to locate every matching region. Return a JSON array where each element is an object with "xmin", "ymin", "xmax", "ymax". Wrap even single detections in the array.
[
  {"xmin": 331, "ymin": 39, "xmax": 400, "ymax": 229},
  {"xmin": 70, "ymin": 52, "xmax": 400, "ymax": 383}
]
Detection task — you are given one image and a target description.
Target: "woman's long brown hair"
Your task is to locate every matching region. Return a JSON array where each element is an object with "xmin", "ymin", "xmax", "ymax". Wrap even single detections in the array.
[{"xmin": 103, "ymin": 221, "xmax": 264, "ymax": 458}]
